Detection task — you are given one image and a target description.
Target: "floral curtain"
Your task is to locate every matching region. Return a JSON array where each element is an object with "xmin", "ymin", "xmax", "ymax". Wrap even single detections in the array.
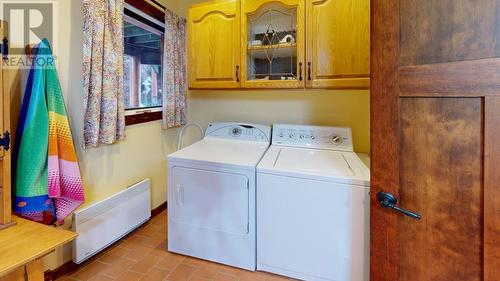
[
  {"xmin": 163, "ymin": 10, "xmax": 187, "ymax": 129},
  {"xmin": 82, "ymin": 0, "xmax": 125, "ymax": 147}
]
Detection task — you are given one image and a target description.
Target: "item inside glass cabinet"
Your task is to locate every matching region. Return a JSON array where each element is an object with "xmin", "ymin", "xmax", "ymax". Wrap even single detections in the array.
[{"xmin": 247, "ymin": 3, "xmax": 298, "ymax": 81}]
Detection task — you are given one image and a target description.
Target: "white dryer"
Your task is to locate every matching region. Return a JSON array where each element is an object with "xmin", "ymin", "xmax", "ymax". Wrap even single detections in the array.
[
  {"xmin": 167, "ymin": 122, "xmax": 271, "ymax": 271},
  {"xmin": 257, "ymin": 124, "xmax": 370, "ymax": 281}
]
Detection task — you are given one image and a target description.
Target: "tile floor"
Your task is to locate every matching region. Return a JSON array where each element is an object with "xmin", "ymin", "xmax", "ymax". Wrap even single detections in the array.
[{"xmin": 57, "ymin": 210, "xmax": 295, "ymax": 281}]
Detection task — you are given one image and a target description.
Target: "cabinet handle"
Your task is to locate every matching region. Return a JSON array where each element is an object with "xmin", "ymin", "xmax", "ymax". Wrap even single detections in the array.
[
  {"xmin": 176, "ymin": 184, "xmax": 184, "ymax": 206},
  {"xmin": 307, "ymin": 62, "xmax": 312, "ymax": 81},
  {"xmin": 299, "ymin": 62, "xmax": 303, "ymax": 81},
  {"xmin": 236, "ymin": 65, "xmax": 240, "ymax": 82}
]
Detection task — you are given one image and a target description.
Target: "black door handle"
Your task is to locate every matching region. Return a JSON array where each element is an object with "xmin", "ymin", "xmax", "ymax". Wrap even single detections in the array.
[
  {"xmin": 299, "ymin": 62, "xmax": 303, "ymax": 81},
  {"xmin": 376, "ymin": 192, "xmax": 422, "ymax": 220}
]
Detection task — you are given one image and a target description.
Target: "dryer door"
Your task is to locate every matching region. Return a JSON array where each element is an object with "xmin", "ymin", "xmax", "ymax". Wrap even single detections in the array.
[{"xmin": 170, "ymin": 167, "xmax": 250, "ymax": 235}]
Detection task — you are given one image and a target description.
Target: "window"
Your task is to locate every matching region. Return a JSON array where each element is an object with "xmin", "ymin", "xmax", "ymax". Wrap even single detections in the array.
[{"xmin": 123, "ymin": 5, "xmax": 165, "ymax": 124}]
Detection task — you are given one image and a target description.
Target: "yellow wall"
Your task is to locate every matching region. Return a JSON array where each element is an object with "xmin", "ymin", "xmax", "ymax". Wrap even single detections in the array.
[
  {"xmin": 187, "ymin": 90, "xmax": 370, "ymax": 153},
  {"xmin": 5, "ymin": 0, "xmax": 370, "ymax": 271}
]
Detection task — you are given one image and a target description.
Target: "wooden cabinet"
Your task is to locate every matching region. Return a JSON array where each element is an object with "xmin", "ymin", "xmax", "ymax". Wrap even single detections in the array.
[
  {"xmin": 188, "ymin": 0, "xmax": 241, "ymax": 89},
  {"xmin": 188, "ymin": 0, "xmax": 370, "ymax": 89},
  {"xmin": 306, "ymin": 0, "xmax": 370, "ymax": 89},
  {"xmin": 241, "ymin": 0, "xmax": 305, "ymax": 88}
]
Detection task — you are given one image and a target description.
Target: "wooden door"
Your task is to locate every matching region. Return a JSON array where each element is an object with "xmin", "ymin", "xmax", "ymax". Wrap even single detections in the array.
[
  {"xmin": 241, "ymin": 0, "xmax": 305, "ymax": 89},
  {"xmin": 371, "ymin": 1, "xmax": 500, "ymax": 281},
  {"xmin": 0, "ymin": 21, "xmax": 11, "ymax": 229},
  {"xmin": 188, "ymin": 0, "xmax": 240, "ymax": 89},
  {"xmin": 305, "ymin": 0, "xmax": 370, "ymax": 89}
]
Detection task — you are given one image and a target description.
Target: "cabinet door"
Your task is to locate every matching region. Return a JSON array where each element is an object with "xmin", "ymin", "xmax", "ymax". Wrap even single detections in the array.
[
  {"xmin": 188, "ymin": 0, "xmax": 241, "ymax": 89},
  {"xmin": 306, "ymin": 0, "xmax": 370, "ymax": 89},
  {"xmin": 241, "ymin": 0, "xmax": 305, "ymax": 89}
]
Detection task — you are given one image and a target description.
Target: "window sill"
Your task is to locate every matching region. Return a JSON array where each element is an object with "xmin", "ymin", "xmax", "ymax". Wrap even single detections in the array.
[{"xmin": 125, "ymin": 110, "xmax": 162, "ymax": 126}]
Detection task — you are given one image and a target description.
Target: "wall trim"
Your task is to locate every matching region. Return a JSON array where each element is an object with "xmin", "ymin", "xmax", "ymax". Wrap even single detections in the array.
[{"xmin": 44, "ymin": 202, "xmax": 168, "ymax": 281}]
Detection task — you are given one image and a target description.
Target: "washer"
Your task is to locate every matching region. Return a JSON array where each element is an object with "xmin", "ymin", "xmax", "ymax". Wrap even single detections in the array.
[
  {"xmin": 257, "ymin": 124, "xmax": 370, "ymax": 281},
  {"xmin": 167, "ymin": 122, "xmax": 271, "ymax": 271}
]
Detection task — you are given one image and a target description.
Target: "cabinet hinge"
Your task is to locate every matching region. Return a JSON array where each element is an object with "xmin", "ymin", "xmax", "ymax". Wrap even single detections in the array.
[
  {"xmin": 0, "ymin": 131, "xmax": 10, "ymax": 151},
  {"xmin": 0, "ymin": 37, "xmax": 8, "ymax": 60}
]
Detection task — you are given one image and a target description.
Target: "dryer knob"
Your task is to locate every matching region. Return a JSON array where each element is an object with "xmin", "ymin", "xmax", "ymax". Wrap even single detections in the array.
[
  {"xmin": 329, "ymin": 135, "xmax": 343, "ymax": 145},
  {"xmin": 231, "ymin": 127, "xmax": 242, "ymax": 137}
]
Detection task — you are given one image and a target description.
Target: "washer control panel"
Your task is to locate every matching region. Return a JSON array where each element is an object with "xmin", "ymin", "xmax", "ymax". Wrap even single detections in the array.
[
  {"xmin": 272, "ymin": 124, "xmax": 353, "ymax": 151},
  {"xmin": 205, "ymin": 122, "xmax": 271, "ymax": 142}
]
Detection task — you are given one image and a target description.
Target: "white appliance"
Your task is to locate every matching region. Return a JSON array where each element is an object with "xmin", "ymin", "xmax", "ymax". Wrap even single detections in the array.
[
  {"xmin": 73, "ymin": 179, "xmax": 151, "ymax": 264},
  {"xmin": 257, "ymin": 124, "xmax": 370, "ymax": 281},
  {"xmin": 167, "ymin": 122, "xmax": 271, "ymax": 271}
]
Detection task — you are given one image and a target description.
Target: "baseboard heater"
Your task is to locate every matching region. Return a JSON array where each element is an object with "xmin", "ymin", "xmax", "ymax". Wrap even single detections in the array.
[{"xmin": 72, "ymin": 179, "xmax": 151, "ymax": 264}]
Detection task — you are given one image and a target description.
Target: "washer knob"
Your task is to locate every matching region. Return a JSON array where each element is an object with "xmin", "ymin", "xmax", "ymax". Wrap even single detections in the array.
[
  {"xmin": 231, "ymin": 127, "xmax": 242, "ymax": 137},
  {"xmin": 329, "ymin": 134, "xmax": 343, "ymax": 145}
]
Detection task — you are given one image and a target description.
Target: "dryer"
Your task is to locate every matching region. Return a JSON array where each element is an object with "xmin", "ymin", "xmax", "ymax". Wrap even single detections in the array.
[
  {"xmin": 257, "ymin": 124, "xmax": 370, "ymax": 281},
  {"xmin": 167, "ymin": 122, "xmax": 271, "ymax": 271}
]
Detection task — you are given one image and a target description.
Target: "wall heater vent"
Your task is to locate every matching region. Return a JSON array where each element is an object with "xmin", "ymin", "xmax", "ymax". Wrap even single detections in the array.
[{"xmin": 72, "ymin": 179, "xmax": 151, "ymax": 264}]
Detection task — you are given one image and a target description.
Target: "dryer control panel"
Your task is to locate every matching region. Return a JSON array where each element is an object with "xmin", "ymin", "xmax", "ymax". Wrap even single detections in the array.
[
  {"xmin": 205, "ymin": 122, "xmax": 271, "ymax": 142},
  {"xmin": 272, "ymin": 124, "xmax": 353, "ymax": 151}
]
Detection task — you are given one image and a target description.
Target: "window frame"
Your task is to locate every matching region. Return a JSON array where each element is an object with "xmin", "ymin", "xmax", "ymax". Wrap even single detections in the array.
[{"xmin": 123, "ymin": 1, "xmax": 165, "ymax": 125}]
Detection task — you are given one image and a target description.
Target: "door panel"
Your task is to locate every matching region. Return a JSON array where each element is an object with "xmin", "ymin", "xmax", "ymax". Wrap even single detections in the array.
[
  {"xmin": 170, "ymin": 167, "xmax": 249, "ymax": 235},
  {"xmin": 188, "ymin": 0, "xmax": 240, "ymax": 89},
  {"xmin": 400, "ymin": 98, "xmax": 483, "ymax": 281},
  {"xmin": 306, "ymin": 0, "xmax": 370, "ymax": 89},
  {"xmin": 400, "ymin": 0, "xmax": 500, "ymax": 66},
  {"xmin": 371, "ymin": 0, "xmax": 500, "ymax": 280}
]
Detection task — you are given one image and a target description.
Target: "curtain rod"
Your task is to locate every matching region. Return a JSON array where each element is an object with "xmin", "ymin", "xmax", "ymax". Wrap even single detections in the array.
[
  {"xmin": 148, "ymin": 0, "xmax": 186, "ymax": 22},
  {"xmin": 150, "ymin": 0, "xmax": 166, "ymax": 10}
]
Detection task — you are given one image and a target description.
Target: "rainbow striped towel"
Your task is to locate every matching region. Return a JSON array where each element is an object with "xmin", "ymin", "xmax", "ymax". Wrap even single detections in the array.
[{"xmin": 14, "ymin": 39, "xmax": 84, "ymax": 224}]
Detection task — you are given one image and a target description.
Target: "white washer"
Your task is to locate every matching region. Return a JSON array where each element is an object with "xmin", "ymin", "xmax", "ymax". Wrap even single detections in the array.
[
  {"xmin": 167, "ymin": 122, "xmax": 271, "ymax": 271},
  {"xmin": 257, "ymin": 124, "xmax": 370, "ymax": 281}
]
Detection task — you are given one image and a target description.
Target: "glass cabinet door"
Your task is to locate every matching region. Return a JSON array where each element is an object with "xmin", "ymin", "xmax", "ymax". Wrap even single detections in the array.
[{"xmin": 241, "ymin": 0, "xmax": 305, "ymax": 88}]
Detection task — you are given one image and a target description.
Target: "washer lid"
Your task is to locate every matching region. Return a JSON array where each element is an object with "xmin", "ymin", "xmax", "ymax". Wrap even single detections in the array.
[
  {"xmin": 168, "ymin": 138, "xmax": 270, "ymax": 169},
  {"xmin": 258, "ymin": 146, "xmax": 370, "ymax": 186}
]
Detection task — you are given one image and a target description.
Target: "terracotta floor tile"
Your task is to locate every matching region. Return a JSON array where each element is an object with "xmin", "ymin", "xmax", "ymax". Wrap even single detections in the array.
[
  {"xmin": 71, "ymin": 261, "xmax": 108, "ymax": 281},
  {"xmin": 98, "ymin": 246, "xmax": 130, "ymax": 264},
  {"xmin": 130, "ymin": 254, "xmax": 162, "ymax": 274},
  {"xmin": 214, "ymin": 272, "xmax": 239, "ymax": 281},
  {"xmin": 191, "ymin": 262, "xmax": 219, "ymax": 279},
  {"xmin": 216, "ymin": 264, "xmax": 250, "ymax": 278},
  {"xmin": 55, "ymin": 277, "xmax": 78, "ymax": 281},
  {"xmin": 156, "ymin": 253, "xmax": 185, "ymax": 271},
  {"xmin": 123, "ymin": 244, "xmax": 154, "ymax": 262},
  {"xmin": 165, "ymin": 264, "xmax": 197, "ymax": 281},
  {"xmin": 59, "ymin": 211, "xmax": 293, "ymax": 281},
  {"xmin": 240, "ymin": 272, "xmax": 267, "ymax": 281},
  {"xmin": 139, "ymin": 267, "xmax": 170, "ymax": 281},
  {"xmin": 99, "ymin": 257, "xmax": 136, "ymax": 278},
  {"xmin": 115, "ymin": 270, "xmax": 144, "ymax": 281},
  {"xmin": 189, "ymin": 277, "xmax": 211, "ymax": 281},
  {"xmin": 149, "ymin": 245, "xmax": 170, "ymax": 258},
  {"xmin": 125, "ymin": 235, "xmax": 154, "ymax": 249},
  {"xmin": 87, "ymin": 274, "xmax": 114, "ymax": 281}
]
